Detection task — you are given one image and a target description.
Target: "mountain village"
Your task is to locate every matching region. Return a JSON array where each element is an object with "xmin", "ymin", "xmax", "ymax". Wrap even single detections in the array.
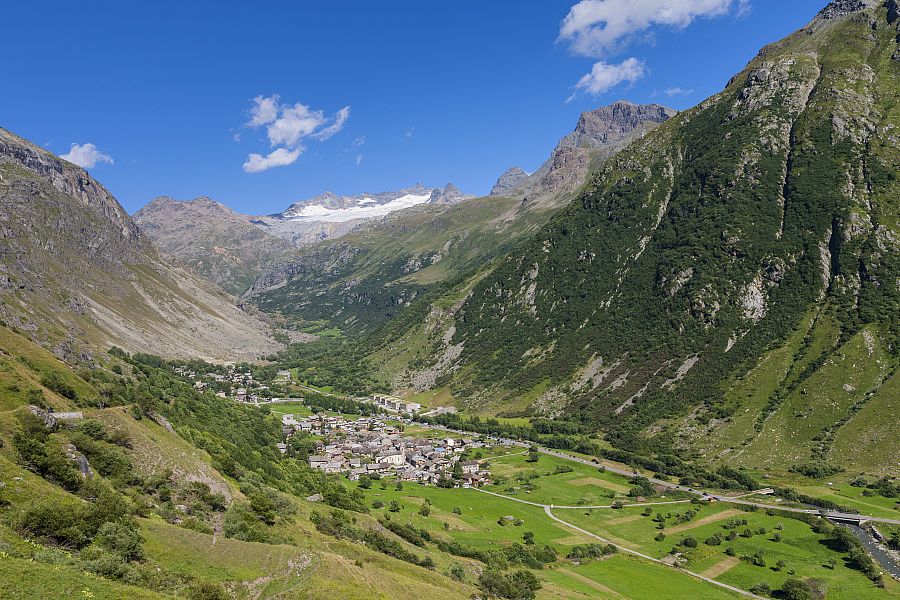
[
  {"xmin": 280, "ymin": 413, "xmax": 493, "ymax": 488},
  {"xmin": 171, "ymin": 364, "xmax": 490, "ymax": 487}
]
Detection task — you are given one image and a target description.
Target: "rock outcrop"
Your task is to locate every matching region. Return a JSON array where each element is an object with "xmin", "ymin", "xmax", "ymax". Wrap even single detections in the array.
[
  {"xmin": 427, "ymin": 183, "xmax": 472, "ymax": 205},
  {"xmin": 817, "ymin": 0, "xmax": 878, "ymax": 19},
  {"xmin": 490, "ymin": 167, "xmax": 529, "ymax": 196}
]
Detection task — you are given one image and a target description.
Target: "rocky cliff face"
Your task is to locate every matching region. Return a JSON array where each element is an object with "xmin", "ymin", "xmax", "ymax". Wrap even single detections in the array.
[
  {"xmin": 427, "ymin": 183, "xmax": 472, "ymax": 205},
  {"xmin": 495, "ymin": 101, "xmax": 677, "ymax": 207},
  {"xmin": 0, "ymin": 128, "xmax": 280, "ymax": 362},
  {"xmin": 490, "ymin": 167, "xmax": 529, "ymax": 196},
  {"xmin": 817, "ymin": 0, "xmax": 878, "ymax": 19},
  {"xmin": 135, "ymin": 195, "xmax": 295, "ymax": 295},
  {"xmin": 555, "ymin": 101, "xmax": 677, "ymax": 151},
  {"xmin": 0, "ymin": 130, "xmax": 141, "ymax": 246}
]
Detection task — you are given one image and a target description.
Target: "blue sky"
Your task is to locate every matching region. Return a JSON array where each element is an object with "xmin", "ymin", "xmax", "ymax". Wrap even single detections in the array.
[{"xmin": 4, "ymin": 0, "xmax": 824, "ymax": 215}]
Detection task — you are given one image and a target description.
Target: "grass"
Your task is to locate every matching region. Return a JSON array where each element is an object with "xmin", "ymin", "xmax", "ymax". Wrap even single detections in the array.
[
  {"xmin": 483, "ymin": 450, "xmax": 677, "ymax": 507},
  {"xmin": 359, "ymin": 483, "xmax": 581, "ymax": 550},
  {"xmin": 559, "ymin": 502, "xmax": 900, "ymax": 599},
  {"xmin": 765, "ymin": 475, "xmax": 900, "ymax": 520},
  {"xmin": 832, "ymin": 366, "xmax": 900, "ymax": 476},
  {"xmin": 0, "ymin": 555, "xmax": 169, "ymax": 600},
  {"xmin": 541, "ymin": 554, "xmax": 743, "ymax": 599},
  {"xmin": 737, "ymin": 327, "xmax": 890, "ymax": 470},
  {"xmin": 141, "ymin": 516, "xmax": 310, "ymax": 594}
]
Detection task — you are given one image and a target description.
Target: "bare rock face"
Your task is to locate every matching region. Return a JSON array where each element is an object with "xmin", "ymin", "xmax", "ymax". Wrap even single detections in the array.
[
  {"xmin": 817, "ymin": 0, "xmax": 878, "ymax": 19},
  {"xmin": 135, "ymin": 195, "xmax": 295, "ymax": 295},
  {"xmin": 490, "ymin": 167, "xmax": 529, "ymax": 196},
  {"xmin": 555, "ymin": 101, "xmax": 677, "ymax": 152},
  {"xmin": 0, "ymin": 129, "xmax": 142, "ymax": 245},
  {"xmin": 427, "ymin": 183, "xmax": 472, "ymax": 205},
  {"xmin": 522, "ymin": 101, "xmax": 677, "ymax": 205},
  {"xmin": 0, "ymin": 127, "xmax": 279, "ymax": 362}
]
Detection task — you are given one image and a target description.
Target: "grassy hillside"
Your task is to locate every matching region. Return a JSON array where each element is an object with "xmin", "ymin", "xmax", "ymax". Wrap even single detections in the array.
[{"xmin": 0, "ymin": 328, "xmax": 479, "ymax": 599}]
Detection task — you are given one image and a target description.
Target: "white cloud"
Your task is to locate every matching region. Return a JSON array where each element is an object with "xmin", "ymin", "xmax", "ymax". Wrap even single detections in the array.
[
  {"xmin": 405, "ymin": 127, "xmax": 415, "ymax": 138},
  {"xmin": 247, "ymin": 94, "xmax": 279, "ymax": 127},
  {"xmin": 312, "ymin": 106, "xmax": 351, "ymax": 141},
  {"xmin": 242, "ymin": 147, "xmax": 301, "ymax": 173},
  {"xmin": 266, "ymin": 102, "xmax": 327, "ymax": 147},
  {"xmin": 356, "ymin": 154, "xmax": 364, "ymax": 166},
  {"xmin": 664, "ymin": 86, "xmax": 694, "ymax": 96},
  {"xmin": 242, "ymin": 95, "xmax": 351, "ymax": 173},
  {"xmin": 60, "ymin": 143, "xmax": 114, "ymax": 169},
  {"xmin": 560, "ymin": 0, "xmax": 742, "ymax": 58},
  {"xmin": 572, "ymin": 58, "xmax": 646, "ymax": 98},
  {"xmin": 352, "ymin": 136, "xmax": 366, "ymax": 147}
]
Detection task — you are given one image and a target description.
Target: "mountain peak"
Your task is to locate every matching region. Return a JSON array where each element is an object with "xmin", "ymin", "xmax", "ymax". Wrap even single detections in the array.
[
  {"xmin": 1, "ymin": 127, "xmax": 143, "ymax": 244},
  {"xmin": 561, "ymin": 101, "xmax": 677, "ymax": 152},
  {"xmin": 428, "ymin": 183, "xmax": 472, "ymax": 205},
  {"xmin": 817, "ymin": 0, "xmax": 879, "ymax": 19},
  {"xmin": 490, "ymin": 167, "xmax": 529, "ymax": 196}
]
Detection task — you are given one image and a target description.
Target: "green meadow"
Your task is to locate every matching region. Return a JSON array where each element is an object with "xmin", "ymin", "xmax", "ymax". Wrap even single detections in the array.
[{"xmin": 559, "ymin": 502, "xmax": 900, "ymax": 599}]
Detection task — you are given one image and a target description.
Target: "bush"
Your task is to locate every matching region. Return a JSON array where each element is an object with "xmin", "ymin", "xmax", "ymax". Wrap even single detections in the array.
[
  {"xmin": 19, "ymin": 502, "xmax": 88, "ymax": 548},
  {"xmin": 185, "ymin": 581, "xmax": 229, "ymax": 600},
  {"xmin": 249, "ymin": 491, "xmax": 277, "ymax": 525},
  {"xmin": 780, "ymin": 578, "xmax": 817, "ymax": 600},
  {"xmin": 93, "ymin": 522, "xmax": 144, "ymax": 561},
  {"xmin": 40, "ymin": 372, "xmax": 78, "ymax": 401},
  {"xmin": 223, "ymin": 503, "xmax": 274, "ymax": 543},
  {"xmin": 479, "ymin": 569, "xmax": 541, "ymax": 600}
]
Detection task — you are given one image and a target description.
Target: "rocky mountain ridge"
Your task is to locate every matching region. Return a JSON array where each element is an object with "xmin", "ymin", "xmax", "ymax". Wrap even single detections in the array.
[
  {"xmin": 496, "ymin": 101, "xmax": 677, "ymax": 206},
  {"xmin": 134, "ymin": 195, "xmax": 296, "ymax": 295},
  {"xmin": 0, "ymin": 128, "xmax": 280, "ymax": 362},
  {"xmin": 490, "ymin": 167, "xmax": 529, "ymax": 195}
]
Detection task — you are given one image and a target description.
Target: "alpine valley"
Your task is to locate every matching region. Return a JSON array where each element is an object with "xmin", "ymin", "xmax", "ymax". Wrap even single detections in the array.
[{"xmin": 1, "ymin": 2, "xmax": 899, "ymax": 600}]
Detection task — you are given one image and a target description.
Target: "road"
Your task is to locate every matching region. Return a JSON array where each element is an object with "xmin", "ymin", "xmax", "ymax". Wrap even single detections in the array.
[{"xmin": 472, "ymin": 488, "xmax": 765, "ymax": 599}]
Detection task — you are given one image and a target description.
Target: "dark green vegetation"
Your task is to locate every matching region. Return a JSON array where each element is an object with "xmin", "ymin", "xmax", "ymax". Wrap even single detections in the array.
[{"xmin": 287, "ymin": 2, "xmax": 900, "ymax": 484}]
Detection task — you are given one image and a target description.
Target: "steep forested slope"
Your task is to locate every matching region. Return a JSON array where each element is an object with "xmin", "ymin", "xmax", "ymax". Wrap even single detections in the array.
[{"xmin": 375, "ymin": 1, "xmax": 900, "ymax": 472}]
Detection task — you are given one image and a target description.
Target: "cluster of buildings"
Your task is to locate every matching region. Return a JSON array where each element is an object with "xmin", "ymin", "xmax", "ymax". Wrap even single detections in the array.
[
  {"xmin": 370, "ymin": 394, "xmax": 422, "ymax": 414},
  {"xmin": 281, "ymin": 413, "xmax": 492, "ymax": 487},
  {"xmin": 172, "ymin": 365, "xmax": 279, "ymax": 403}
]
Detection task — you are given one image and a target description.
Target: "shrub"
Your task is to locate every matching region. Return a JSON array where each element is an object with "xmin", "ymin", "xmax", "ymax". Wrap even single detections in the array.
[
  {"xmin": 479, "ymin": 569, "xmax": 541, "ymax": 600},
  {"xmin": 40, "ymin": 372, "xmax": 78, "ymax": 401},
  {"xmin": 185, "ymin": 581, "xmax": 229, "ymax": 600},
  {"xmin": 93, "ymin": 522, "xmax": 144, "ymax": 561}
]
